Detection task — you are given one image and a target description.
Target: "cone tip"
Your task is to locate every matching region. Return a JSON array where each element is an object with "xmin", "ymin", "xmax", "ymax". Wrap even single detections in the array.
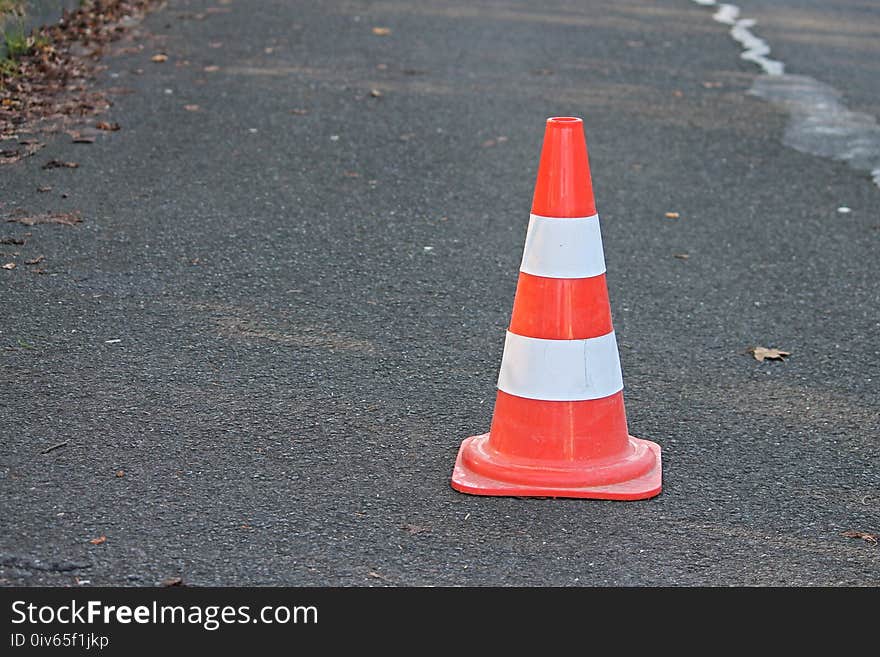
[
  {"xmin": 546, "ymin": 116, "xmax": 583, "ymax": 127},
  {"xmin": 532, "ymin": 116, "xmax": 595, "ymax": 217}
]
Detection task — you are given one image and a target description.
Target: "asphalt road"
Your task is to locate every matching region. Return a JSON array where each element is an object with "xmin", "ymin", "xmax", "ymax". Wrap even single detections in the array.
[{"xmin": 1, "ymin": 0, "xmax": 878, "ymax": 586}]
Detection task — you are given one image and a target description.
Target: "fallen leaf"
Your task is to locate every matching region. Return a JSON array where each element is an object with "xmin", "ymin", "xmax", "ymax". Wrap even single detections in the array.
[
  {"xmin": 151, "ymin": 53, "xmax": 168, "ymax": 63},
  {"xmin": 369, "ymin": 88, "xmax": 383, "ymax": 98},
  {"xmin": 43, "ymin": 160, "xmax": 79, "ymax": 169},
  {"xmin": 401, "ymin": 524, "xmax": 429, "ymax": 535},
  {"xmin": 748, "ymin": 346, "xmax": 791, "ymax": 362},
  {"xmin": 203, "ymin": 65, "xmax": 220, "ymax": 72},
  {"xmin": 289, "ymin": 108, "xmax": 308, "ymax": 115},
  {"xmin": 0, "ymin": 237, "xmax": 25, "ymax": 245},
  {"xmin": 30, "ymin": 268, "xmax": 46, "ymax": 275},
  {"xmin": 842, "ymin": 530, "xmax": 878, "ymax": 544},
  {"xmin": 71, "ymin": 134, "xmax": 95, "ymax": 144},
  {"xmin": 161, "ymin": 577, "xmax": 184, "ymax": 587},
  {"xmin": 96, "ymin": 122, "xmax": 120, "ymax": 131},
  {"xmin": 24, "ymin": 255, "xmax": 44, "ymax": 265},
  {"xmin": 184, "ymin": 104, "xmax": 201, "ymax": 112},
  {"xmin": 89, "ymin": 536, "xmax": 107, "ymax": 545},
  {"xmin": 115, "ymin": 470, "xmax": 125, "ymax": 478},
  {"xmin": 673, "ymin": 253, "xmax": 690, "ymax": 260},
  {"xmin": 2, "ymin": 263, "xmax": 15, "ymax": 270},
  {"xmin": 0, "ymin": 150, "xmax": 22, "ymax": 164},
  {"xmin": 7, "ymin": 212, "xmax": 82, "ymax": 227},
  {"xmin": 36, "ymin": 186, "xmax": 52, "ymax": 193},
  {"xmin": 371, "ymin": 27, "xmax": 391, "ymax": 36},
  {"xmin": 665, "ymin": 211, "xmax": 680, "ymax": 219}
]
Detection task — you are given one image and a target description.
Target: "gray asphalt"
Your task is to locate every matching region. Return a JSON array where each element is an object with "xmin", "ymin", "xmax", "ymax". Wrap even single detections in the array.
[{"xmin": 1, "ymin": 0, "xmax": 878, "ymax": 586}]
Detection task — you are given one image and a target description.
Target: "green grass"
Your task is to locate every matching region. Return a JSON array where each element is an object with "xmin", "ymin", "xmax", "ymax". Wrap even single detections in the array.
[
  {"xmin": 0, "ymin": 56, "xmax": 16, "ymax": 77},
  {"xmin": 3, "ymin": 23, "xmax": 30, "ymax": 58}
]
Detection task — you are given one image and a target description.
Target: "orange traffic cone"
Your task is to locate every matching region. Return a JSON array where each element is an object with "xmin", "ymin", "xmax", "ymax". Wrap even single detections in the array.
[{"xmin": 451, "ymin": 117, "xmax": 662, "ymax": 500}]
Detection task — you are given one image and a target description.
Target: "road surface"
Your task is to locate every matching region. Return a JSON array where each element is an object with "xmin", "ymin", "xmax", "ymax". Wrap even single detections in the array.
[{"xmin": 1, "ymin": 0, "xmax": 878, "ymax": 585}]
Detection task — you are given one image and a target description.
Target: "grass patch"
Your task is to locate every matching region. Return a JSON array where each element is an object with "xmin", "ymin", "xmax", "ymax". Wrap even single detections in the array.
[
  {"xmin": 0, "ymin": 56, "xmax": 17, "ymax": 76},
  {"xmin": 4, "ymin": 23, "xmax": 30, "ymax": 58}
]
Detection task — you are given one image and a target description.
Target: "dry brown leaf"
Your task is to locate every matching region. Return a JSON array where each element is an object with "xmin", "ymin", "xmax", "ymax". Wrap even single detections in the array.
[
  {"xmin": 184, "ymin": 104, "xmax": 201, "ymax": 112},
  {"xmin": 24, "ymin": 255, "xmax": 44, "ymax": 265},
  {"xmin": 748, "ymin": 346, "xmax": 791, "ymax": 362},
  {"xmin": 203, "ymin": 65, "xmax": 220, "ymax": 72},
  {"xmin": 89, "ymin": 535, "xmax": 107, "ymax": 545},
  {"xmin": 151, "ymin": 53, "xmax": 168, "ymax": 63},
  {"xmin": 842, "ymin": 530, "xmax": 878, "ymax": 544},
  {"xmin": 71, "ymin": 134, "xmax": 95, "ymax": 144},
  {"xmin": 43, "ymin": 159, "xmax": 79, "ymax": 169},
  {"xmin": 1, "ymin": 150, "xmax": 23, "ymax": 164},
  {"xmin": 161, "ymin": 576, "xmax": 184, "ymax": 587},
  {"xmin": 371, "ymin": 27, "xmax": 391, "ymax": 36},
  {"xmin": 7, "ymin": 212, "xmax": 82, "ymax": 227},
  {"xmin": 96, "ymin": 121, "xmax": 120, "ymax": 131},
  {"xmin": 2, "ymin": 263, "xmax": 15, "ymax": 270},
  {"xmin": 673, "ymin": 253, "xmax": 690, "ymax": 260},
  {"xmin": 369, "ymin": 88, "xmax": 383, "ymax": 98},
  {"xmin": 0, "ymin": 237, "xmax": 25, "ymax": 245},
  {"xmin": 665, "ymin": 211, "xmax": 680, "ymax": 219},
  {"xmin": 115, "ymin": 470, "xmax": 125, "ymax": 478},
  {"xmin": 36, "ymin": 186, "xmax": 52, "ymax": 193}
]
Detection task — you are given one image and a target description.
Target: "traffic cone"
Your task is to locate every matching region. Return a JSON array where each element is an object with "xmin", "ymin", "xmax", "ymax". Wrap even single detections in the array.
[{"xmin": 451, "ymin": 116, "xmax": 661, "ymax": 500}]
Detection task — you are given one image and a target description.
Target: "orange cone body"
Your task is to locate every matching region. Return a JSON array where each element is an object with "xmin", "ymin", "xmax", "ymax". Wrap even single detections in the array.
[{"xmin": 451, "ymin": 117, "xmax": 662, "ymax": 500}]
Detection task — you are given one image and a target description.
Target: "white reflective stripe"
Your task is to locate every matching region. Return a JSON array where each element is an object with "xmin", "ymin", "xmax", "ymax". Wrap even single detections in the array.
[
  {"xmin": 519, "ymin": 214, "xmax": 606, "ymax": 279},
  {"xmin": 497, "ymin": 331, "xmax": 623, "ymax": 401}
]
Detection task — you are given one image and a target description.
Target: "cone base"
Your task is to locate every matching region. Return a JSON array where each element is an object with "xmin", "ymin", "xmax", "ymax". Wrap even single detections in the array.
[{"xmin": 451, "ymin": 434, "xmax": 662, "ymax": 500}]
